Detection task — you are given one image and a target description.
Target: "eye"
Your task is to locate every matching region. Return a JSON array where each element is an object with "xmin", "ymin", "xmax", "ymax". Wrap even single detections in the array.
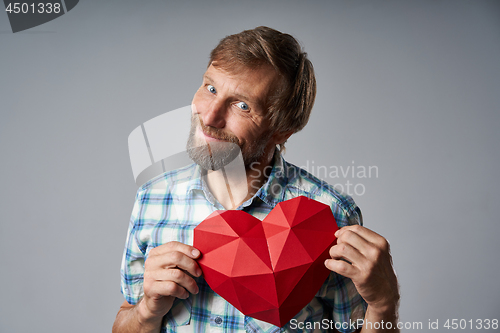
[
  {"xmin": 207, "ymin": 85, "xmax": 217, "ymax": 94},
  {"xmin": 235, "ymin": 102, "xmax": 249, "ymax": 111}
]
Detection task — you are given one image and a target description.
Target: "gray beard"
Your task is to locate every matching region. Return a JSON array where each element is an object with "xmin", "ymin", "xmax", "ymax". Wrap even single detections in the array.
[
  {"xmin": 186, "ymin": 118, "xmax": 272, "ymax": 171},
  {"xmin": 186, "ymin": 136, "xmax": 241, "ymax": 171}
]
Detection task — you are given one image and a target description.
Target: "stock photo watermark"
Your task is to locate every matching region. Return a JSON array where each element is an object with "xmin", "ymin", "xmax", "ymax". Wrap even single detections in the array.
[
  {"xmin": 3, "ymin": 0, "xmax": 79, "ymax": 33},
  {"xmin": 128, "ymin": 105, "xmax": 379, "ymax": 198},
  {"xmin": 300, "ymin": 160, "xmax": 379, "ymax": 196},
  {"xmin": 290, "ymin": 318, "xmax": 499, "ymax": 331},
  {"xmin": 247, "ymin": 160, "xmax": 379, "ymax": 197}
]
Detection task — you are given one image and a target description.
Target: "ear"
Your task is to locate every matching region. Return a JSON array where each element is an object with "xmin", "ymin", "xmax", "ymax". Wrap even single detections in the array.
[{"xmin": 271, "ymin": 130, "xmax": 294, "ymax": 145}]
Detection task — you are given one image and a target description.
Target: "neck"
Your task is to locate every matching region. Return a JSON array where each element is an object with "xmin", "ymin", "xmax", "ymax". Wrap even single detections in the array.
[{"xmin": 205, "ymin": 149, "xmax": 276, "ymax": 210}]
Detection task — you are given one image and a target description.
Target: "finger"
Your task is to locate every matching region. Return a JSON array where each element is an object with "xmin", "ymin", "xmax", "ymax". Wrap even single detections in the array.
[
  {"xmin": 146, "ymin": 280, "xmax": 192, "ymax": 299},
  {"xmin": 336, "ymin": 229, "xmax": 374, "ymax": 260},
  {"xmin": 149, "ymin": 241, "xmax": 201, "ymax": 259},
  {"xmin": 147, "ymin": 251, "xmax": 202, "ymax": 278},
  {"xmin": 324, "ymin": 258, "xmax": 358, "ymax": 278},
  {"xmin": 329, "ymin": 242, "xmax": 368, "ymax": 269},
  {"xmin": 146, "ymin": 266, "xmax": 200, "ymax": 295},
  {"xmin": 336, "ymin": 225, "xmax": 388, "ymax": 251}
]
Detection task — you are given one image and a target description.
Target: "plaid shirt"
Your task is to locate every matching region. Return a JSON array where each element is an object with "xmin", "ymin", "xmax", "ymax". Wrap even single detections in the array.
[{"xmin": 120, "ymin": 153, "xmax": 367, "ymax": 333}]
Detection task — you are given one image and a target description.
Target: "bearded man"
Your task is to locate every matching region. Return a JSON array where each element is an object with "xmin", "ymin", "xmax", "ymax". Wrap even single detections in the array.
[{"xmin": 113, "ymin": 26, "xmax": 400, "ymax": 333}]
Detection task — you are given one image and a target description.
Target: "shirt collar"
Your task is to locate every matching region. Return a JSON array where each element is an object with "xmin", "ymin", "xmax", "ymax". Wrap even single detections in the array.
[
  {"xmin": 253, "ymin": 149, "xmax": 289, "ymax": 208},
  {"xmin": 185, "ymin": 164, "xmax": 223, "ymax": 208},
  {"xmin": 186, "ymin": 148, "xmax": 289, "ymax": 209},
  {"xmin": 186, "ymin": 163, "xmax": 204, "ymax": 193}
]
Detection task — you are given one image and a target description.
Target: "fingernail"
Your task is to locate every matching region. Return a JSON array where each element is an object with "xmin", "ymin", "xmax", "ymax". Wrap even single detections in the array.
[
  {"xmin": 335, "ymin": 230, "xmax": 340, "ymax": 237},
  {"xmin": 192, "ymin": 249, "xmax": 200, "ymax": 257},
  {"xmin": 196, "ymin": 268, "xmax": 202, "ymax": 277}
]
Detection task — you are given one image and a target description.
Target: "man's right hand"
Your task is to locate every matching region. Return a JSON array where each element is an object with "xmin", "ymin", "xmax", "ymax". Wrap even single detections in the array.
[
  {"xmin": 142, "ymin": 241, "xmax": 202, "ymax": 319},
  {"xmin": 112, "ymin": 241, "xmax": 202, "ymax": 333}
]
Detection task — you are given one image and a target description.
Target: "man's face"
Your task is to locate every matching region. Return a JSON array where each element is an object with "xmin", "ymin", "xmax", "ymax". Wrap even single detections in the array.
[{"xmin": 187, "ymin": 64, "xmax": 280, "ymax": 171}]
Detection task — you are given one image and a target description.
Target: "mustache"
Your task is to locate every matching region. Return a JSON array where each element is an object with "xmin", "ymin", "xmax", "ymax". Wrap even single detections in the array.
[{"xmin": 197, "ymin": 116, "xmax": 239, "ymax": 144}]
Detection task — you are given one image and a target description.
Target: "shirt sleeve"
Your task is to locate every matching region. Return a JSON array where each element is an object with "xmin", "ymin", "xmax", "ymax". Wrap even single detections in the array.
[{"xmin": 120, "ymin": 189, "xmax": 147, "ymax": 305}]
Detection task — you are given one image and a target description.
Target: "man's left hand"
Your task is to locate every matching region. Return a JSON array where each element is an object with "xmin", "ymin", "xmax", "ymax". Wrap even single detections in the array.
[{"xmin": 325, "ymin": 225, "xmax": 399, "ymax": 314}]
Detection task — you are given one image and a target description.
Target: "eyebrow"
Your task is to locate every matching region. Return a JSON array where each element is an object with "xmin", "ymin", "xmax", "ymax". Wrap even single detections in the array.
[{"xmin": 203, "ymin": 74, "xmax": 264, "ymax": 109}]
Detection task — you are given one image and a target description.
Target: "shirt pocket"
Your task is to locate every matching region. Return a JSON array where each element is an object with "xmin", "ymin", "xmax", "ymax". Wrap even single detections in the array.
[
  {"xmin": 152, "ymin": 219, "xmax": 196, "ymax": 247},
  {"xmin": 163, "ymin": 298, "xmax": 192, "ymax": 328},
  {"xmin": 152, "ymin": 222, "xmax": 196, "ymax": 329}
]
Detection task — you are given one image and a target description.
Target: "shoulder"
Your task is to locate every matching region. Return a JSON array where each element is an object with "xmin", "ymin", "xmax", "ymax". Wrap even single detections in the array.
[
  {"xmin": 134, "ymin": 163, "xmax": 198, "ymax": 199},
  {"xmin": 137, "ymin": 164, "xmax": 196, "ymax": 194},
  {"xmin": 128, "ymin": 163, "xmax": 199, "ymax": 230},
  {"xmin": 281, "ymin": 159, "xmax": 362, "ymax": 227}
]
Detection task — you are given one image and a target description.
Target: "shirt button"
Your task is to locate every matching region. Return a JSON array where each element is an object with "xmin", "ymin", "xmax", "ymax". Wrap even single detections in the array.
[{"xmin": 214, "ymin": 316, "xmax": 223, "ymax": 325}]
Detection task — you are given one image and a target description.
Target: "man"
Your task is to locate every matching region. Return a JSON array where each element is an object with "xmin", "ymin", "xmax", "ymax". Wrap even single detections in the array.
[{"xmin": 113, "ymin": 26, "xmax": 399, "ymax": 333}]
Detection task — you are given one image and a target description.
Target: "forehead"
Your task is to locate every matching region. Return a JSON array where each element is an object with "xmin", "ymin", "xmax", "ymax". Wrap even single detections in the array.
[{"xmin": 203, "ymin": 64, "xmax": 279, "ymax": 110}]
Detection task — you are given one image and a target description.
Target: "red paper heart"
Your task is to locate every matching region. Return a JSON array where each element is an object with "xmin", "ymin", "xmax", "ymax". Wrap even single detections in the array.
[{"xmin": 194, "ymin": 196, "xmax": 338, "ymax": 327}]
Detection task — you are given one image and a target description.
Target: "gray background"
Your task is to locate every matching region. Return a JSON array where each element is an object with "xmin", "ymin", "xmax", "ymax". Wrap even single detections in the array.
[{"xmin": 1, "ymin": 0, "xmax": 499, "ymax": 332}]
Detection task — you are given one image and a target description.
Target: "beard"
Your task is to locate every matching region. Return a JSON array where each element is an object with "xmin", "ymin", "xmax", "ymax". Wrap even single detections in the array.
[{"xmin": 186, "ymin": 115, "xmax": 272, "ymax": 171}]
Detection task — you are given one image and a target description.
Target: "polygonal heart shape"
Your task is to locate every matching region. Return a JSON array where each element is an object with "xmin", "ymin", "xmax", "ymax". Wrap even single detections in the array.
[{"xmin": 194, "ymin": 196, "xmax": 338, "ymax": 327}]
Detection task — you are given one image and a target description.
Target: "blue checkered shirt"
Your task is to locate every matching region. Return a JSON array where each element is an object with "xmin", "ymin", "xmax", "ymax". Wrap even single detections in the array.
[{"xmin": 120, "ymin": 153, "xmax": 367, "ymax": 333}]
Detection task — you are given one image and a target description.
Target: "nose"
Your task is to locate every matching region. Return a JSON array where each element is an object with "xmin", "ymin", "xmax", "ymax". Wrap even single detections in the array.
[{"xmin": 201, "ymin": 98, "xmax": 226, "ymax": 129}]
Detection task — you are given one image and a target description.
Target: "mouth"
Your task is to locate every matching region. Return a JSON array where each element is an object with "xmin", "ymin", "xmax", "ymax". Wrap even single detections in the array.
[
  {"xmin": 198, "ymin": 126, "xmax": 227, "ymax": 142},
  {"xmin": 196, "ymin": 119, "xmax": 238, "ymax": 144}
]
